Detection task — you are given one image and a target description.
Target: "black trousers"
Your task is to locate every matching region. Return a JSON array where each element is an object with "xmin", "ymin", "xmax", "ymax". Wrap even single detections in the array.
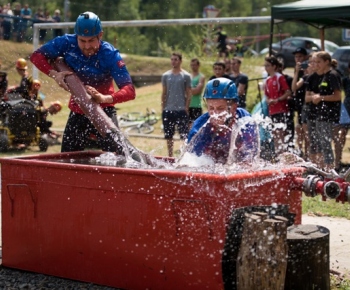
[{"xmin": 61, "ymin": 107, "xmax": 122, "ymax": 153}]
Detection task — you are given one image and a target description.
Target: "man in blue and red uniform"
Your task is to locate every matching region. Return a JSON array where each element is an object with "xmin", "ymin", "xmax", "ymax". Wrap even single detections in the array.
[
  {"xmin": 30, "ymin": 11, "xmax": 135, "ymax": 153},
  {"xmin": 186, "ymin": 78, "xmax": 259, "ymax": 164}
]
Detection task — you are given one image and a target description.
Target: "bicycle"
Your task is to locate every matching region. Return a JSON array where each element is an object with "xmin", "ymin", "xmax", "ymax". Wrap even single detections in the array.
[{"xmin": 118, "ymin": 108, "xmax": 159, "ymax": 135}]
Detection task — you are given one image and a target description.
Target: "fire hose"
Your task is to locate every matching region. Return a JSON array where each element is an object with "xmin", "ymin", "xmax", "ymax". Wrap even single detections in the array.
[
  {"xmin": 292, "ymin": 166, "xmax": 350, "ymax": 203},
  {"xmin": 53, "ymin": 57, "xmax": 155, "ymax": 165}
]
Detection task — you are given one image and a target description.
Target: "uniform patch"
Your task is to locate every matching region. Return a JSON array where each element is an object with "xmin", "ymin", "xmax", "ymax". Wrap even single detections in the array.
[
  {"xmin": 117, "ymin": 60, "xmax": 125, "ymax": 68},
  {"xmin": 212, "ymin": 89, "xmax": 218, "ymax": 95}
]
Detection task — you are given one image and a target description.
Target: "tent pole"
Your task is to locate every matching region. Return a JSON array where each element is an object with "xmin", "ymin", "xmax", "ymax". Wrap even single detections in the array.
[
  {"xmin": 320, "ymin": 28, "xmax": 325, "ymax": 50},
  {"xmin": 269, "ymin": 16, "xmax": 274, "ymax": 56}
]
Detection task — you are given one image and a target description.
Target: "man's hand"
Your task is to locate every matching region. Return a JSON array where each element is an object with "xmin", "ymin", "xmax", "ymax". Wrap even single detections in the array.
[
  {"xmin": 85, "ymin": 85, "xmax": 113, "ymax": 103},
  {"xmin": 49, "ymin": 70, "xmax": 72, "ymax": 91}
]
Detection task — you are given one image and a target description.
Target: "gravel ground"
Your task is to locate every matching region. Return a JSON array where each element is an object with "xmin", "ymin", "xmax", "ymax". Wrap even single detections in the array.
[{"xmin": 0, "ymin": 264, "xmax": 119, "ymax": 290}]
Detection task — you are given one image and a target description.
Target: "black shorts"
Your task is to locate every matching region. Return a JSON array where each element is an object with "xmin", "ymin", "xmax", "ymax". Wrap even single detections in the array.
[
  {"xmin": 61, "ymin": 107, "xmax": 122, "ymax": 153},
  {"xmin": 271, "ymin": 112, "xmax": 288, "ymax": 126},
  {"xmin": 189, "ymin": 107, "xmax": 202, "ymax": 122},
  {"xmin": 162, "ymin": 110, "xmax": 189, "ymax": 139}
]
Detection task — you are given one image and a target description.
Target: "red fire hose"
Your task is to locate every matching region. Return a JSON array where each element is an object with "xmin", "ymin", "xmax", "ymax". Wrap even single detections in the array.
[{"xmin": 53, "ymin": 57, "xmax": 155, "ymax": 165}]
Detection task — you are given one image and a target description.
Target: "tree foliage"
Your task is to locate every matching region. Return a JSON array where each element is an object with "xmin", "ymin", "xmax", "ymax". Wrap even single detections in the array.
[{"xmin": 5, "ymin": 0, "xmax": 347, "ymax": 56}]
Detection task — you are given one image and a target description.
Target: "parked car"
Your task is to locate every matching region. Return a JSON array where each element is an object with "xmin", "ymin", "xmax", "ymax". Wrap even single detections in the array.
[
  {"xmin": 259, "ymin": 37, "xmax": 339, "ymax": 67},
  {"xmin": 332, "ymin": 46, "xmax": 350, "ymax": 77}
]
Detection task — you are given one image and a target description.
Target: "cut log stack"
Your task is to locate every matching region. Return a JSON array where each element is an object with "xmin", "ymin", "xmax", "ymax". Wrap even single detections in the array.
[{"xmin": 236, "ymin": 212, "xmax": 330, "ymax": 290}]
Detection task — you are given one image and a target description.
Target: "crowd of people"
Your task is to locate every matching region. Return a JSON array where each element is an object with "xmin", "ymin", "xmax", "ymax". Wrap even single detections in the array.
[
  {"xmin": 161, "ymin": 52, "xmax": 258, "ymax": 162},
  {"xmin": 0, "ymin": 3, "xmax": 62, "ymax": 42},
  {"xmin": 2, "ymin": 8, "xmax": 348, "ymax": 171},
  {"xmin": 160, "ymin": 46, "xmax": 350, "ymax": 172}
]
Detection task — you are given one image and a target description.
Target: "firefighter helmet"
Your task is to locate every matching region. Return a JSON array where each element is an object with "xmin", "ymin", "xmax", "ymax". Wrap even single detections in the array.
[
  {"xmin": 16, "ymin": 58, "xmax": 28, "ymax": 70},
  {"xmin": 203, "ymin": 78, "xmax": 238, "ymax": 101},
  {"xmin": 31, "ymin": 79, "xmax": 41, "ymax": 90},
  {"xmin": 74, "ymin": 12, "xmax": 102, "ymax": 37}
]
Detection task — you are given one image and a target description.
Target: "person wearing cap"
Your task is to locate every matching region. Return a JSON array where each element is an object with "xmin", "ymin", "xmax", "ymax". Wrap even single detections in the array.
[
  {"xmin": 6, "ymin": 58, "xmax": 33, "ymax": 99},
  {"xmin": 292, "ymin": 47, "xmax": 309, "ymax": 159},
  {"xmin": 30, "ymin": 11, "xmax": 135, "ymax": 153},
  {"xmin": 185, "ymin": 77, "xmax": 259, "ymax": 164}
]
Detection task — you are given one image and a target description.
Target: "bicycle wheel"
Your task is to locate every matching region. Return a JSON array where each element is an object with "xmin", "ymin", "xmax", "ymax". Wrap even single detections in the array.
[{"xmin": 125, "ymin": 123, "xmax": 154, "ymax": 134}]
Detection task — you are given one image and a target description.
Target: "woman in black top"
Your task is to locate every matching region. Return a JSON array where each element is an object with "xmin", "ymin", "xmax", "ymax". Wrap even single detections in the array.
[{"xmin": 308, "ymin": 51, "xmax": 341, "ymax": 171}]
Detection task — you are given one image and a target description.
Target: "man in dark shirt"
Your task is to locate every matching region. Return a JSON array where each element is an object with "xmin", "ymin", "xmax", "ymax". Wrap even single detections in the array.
[
  {"xmin": 215, "ymin": 26, "xmax": 228, "ymax": 61},
  {"xmin": 229, "ymin": 57, "xmax": 249, "ymax": 108},
  {"xmin": 209, "ymin": 61, "xmax": 231, "ymax": 81}
]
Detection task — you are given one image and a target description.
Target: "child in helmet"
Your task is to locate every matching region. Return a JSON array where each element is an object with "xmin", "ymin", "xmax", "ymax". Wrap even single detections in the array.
[
  {"xmin": 185, "ymin": 78, "xmax": 259, "ymax": 164},
  {"xmin": 28, "ymin": 79, "xmax": 62, "ymax": 142},
  {"xmin": 6, "ymin": 58, "xmax": 33, "ymax": 100}
]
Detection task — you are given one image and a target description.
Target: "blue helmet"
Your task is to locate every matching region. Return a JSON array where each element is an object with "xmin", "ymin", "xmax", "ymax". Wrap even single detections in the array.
[
  {"xmin": 74, "ymin": 12, "xmax": 102, "ymax": 37},
  {"xmin": 203, "ymin": 78, "xmax": 238, "ymax": 101}
]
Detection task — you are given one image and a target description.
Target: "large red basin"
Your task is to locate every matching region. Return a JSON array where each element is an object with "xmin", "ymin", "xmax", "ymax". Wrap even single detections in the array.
[{"xmin": 0, "ymin": 151, "xmax": 303, "ymax": 289}]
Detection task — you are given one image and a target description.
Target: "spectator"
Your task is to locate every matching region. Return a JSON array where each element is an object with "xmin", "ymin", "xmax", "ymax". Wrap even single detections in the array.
[
  {"xmin": 307, "ymin": 51, "xmax": 341, "ymax": 171},
  {"xmin": 0, "ymin": 60, "xmax": 8, "ymax": 100},
  {"xmin": 224, "ymin": 58, "xmax": 232, "ymax": 75},
  {"xmin": 6, "ymin": 58, "xmax": 33, "ymax": 99},
  {"xmin": 305, "ymin": 53, "xmax": 324, "ymax": 167},
  {"xmin": 291, "ymin": 47, "xmax": 309, "ymax": 158},
  {"xmin": 215, "ymin": 26, "xmax": 228, "ymax": 61},
  {"xmin": 209, "ymin": 61, "xmax": 231, "ymax": 81},
  {"xmin": 1, "ymin": 3, "xmax": 13, "ymax": 40},
  {"xmin": 161, "ymin": 52, "xmax": 192, "ymax": 157},
  {"xmin": 27, "ymin": 79, "xmax": 62, "ymax": 142},
  {"xmin": 185, "ymin": 77, "xmax": 258, "ymax": 164},
  {"xmin": 264, "ymin": 56, "xmax": 292, "ymax": 155},
  {"xmin": 12, "ymin": 3, "xmax": 21, "ymax": 42},
  {"xmin": 30, "ymin": 11, "xmax": 135, "ymax": 153},
  {"xmin": 189, "ymin": 58, "xmax": 205, "ymax": 129},
  {"xmin": 277, "ymin": 60, "xmax": 294, "ymax": 153},
  {"xmin": 52, "ymin": 9, "xmax": 63, "ymax": 37},
  {"xmin": 229, "ymin": 57, "xmax": 249, "ymax": 109},
  {"xmin": 33, "ymin": 8, "xmax": 47, "ymax": 43},
  {"xmin": 19, "ymin": 3, "xmax": 32, "ymax": 42},
  {"xmin": 292, "ymin": 54, "xmax": 315, "ymax": 161},
  {"xmin": 333, "ymin": 60, "xmax": 349, "ymax": 171}
]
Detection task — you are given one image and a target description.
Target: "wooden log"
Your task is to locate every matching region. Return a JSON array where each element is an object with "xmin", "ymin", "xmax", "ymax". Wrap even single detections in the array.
[
  {"xmin": 285, "ymin": 224, "xmax": 330, "ymax": 290},
  {"xmin": 237, "ymin": 213, "xmax": 288, "ymax": 290},
  {"xmin": 222, "ymin": 205, "xmax": 293, "ymax": 290}
]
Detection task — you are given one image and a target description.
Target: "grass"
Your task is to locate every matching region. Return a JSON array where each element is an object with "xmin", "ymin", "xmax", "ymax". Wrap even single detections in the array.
[{"xmin": 302, "ymin": 194, "xmax": 350, "ymax": 219}]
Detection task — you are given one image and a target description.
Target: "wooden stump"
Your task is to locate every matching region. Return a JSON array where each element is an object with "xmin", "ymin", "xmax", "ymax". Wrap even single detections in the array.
[
  {"xmin": 236, "ymin": 213, "xmax": 288, "ymax": 290},
  {"xmin": 285, "ymin": 224, "xmax": 330, "ymax": 290}
]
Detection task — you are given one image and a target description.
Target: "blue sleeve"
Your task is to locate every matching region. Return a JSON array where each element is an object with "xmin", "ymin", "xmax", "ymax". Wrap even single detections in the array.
[{"xmin": 188, "ymin": 113, "xmax": 209, "ymax": 142}]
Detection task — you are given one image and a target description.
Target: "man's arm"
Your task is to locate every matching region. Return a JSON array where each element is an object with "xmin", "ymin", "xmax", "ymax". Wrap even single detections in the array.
[
  {"xmin": 237, "ymin": 83, "xmax": 246, "ymax": 97},
  {"xmin": 161, "ymin": 85, "xmax": 167, "ymax": 112},
  {"xmin": 185, "ymin": 86, "xmax": 192, "ymax": 112},
  {"xmin": 191, "ymin": 75, "xmax": 205, "ymax": 95},
  {"xmin": 30, "ymin": 51, "xmax": 72, "ymax": 91}
]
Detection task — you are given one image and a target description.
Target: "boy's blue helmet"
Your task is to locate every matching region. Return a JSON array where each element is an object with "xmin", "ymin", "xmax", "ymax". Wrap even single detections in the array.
[
  {"xmin": 203, "ymin": 78, "xmax": 238, "ymax": 101},
  {"xmin": 74, "ymin": 12, "xmax": 102, "ymax": 37}
]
